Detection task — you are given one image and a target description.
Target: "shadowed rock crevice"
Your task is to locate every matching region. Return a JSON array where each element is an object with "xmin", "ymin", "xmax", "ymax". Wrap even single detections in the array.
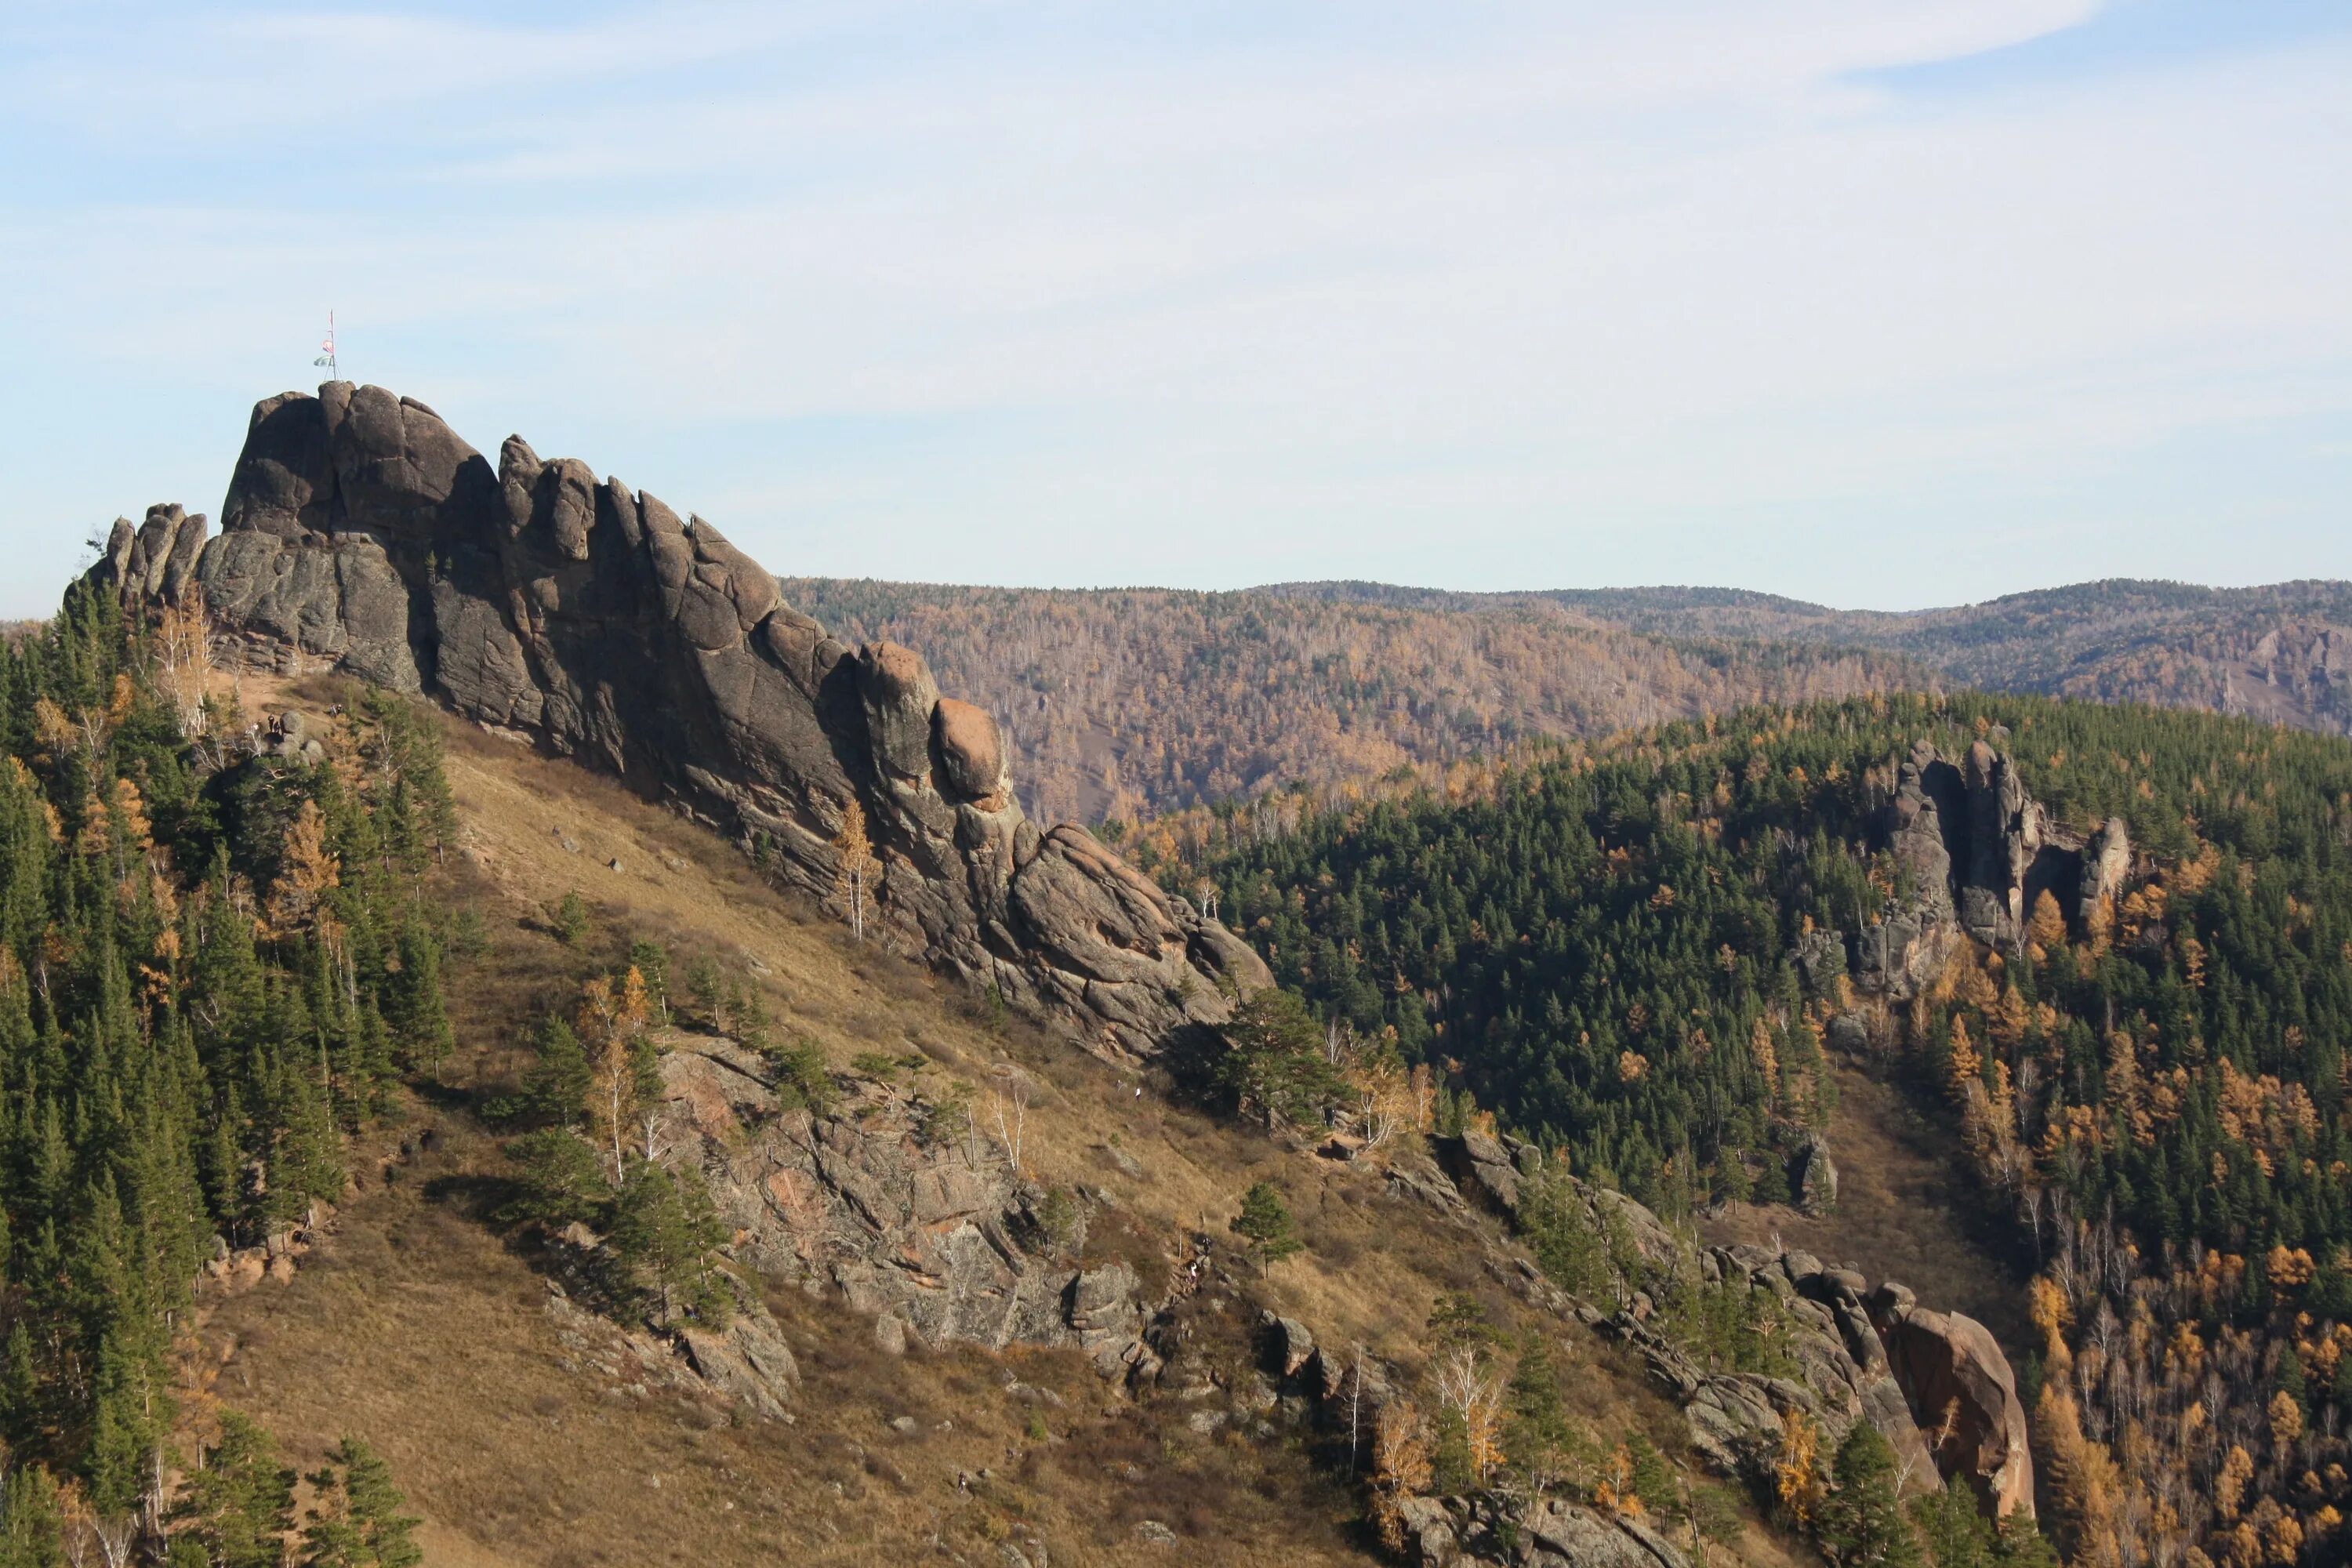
[{"xmin": 91, "ymin": 382, "xmax": 1269, "ymax": 1056}]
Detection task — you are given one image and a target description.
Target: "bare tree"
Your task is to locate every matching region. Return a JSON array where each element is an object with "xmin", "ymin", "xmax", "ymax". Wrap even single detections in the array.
[
  {"xmin": 833, "ymin": 799, "xmax": 880, "ymax": 942},
  {"xmin": 989, "ymin": 1067, "xmax": 1031, "ymax": 1173}
]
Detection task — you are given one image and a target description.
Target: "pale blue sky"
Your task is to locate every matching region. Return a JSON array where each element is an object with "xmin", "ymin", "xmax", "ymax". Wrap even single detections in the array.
[{"xmin": 2, "ymin": 1, "xmax": 2347, "ymax": 617}]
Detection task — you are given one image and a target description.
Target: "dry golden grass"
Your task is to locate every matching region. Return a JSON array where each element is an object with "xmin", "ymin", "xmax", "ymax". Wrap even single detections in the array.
[{"xmin": 192, "ymin": 679, "xmax": 1803, "ymax": 1564}]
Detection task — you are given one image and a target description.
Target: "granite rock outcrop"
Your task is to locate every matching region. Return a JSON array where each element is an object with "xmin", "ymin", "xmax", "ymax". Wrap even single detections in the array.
[
  {"xmin": 652, "ymin": 1033, "xmax": 1161, "ymax": 1383},
  {"xmin": 88, "ymin": 383, "xmax": 1268, "ymax": 1058}
]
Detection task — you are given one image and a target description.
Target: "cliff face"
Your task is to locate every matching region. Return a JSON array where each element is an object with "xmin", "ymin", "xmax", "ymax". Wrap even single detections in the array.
[{"xmin": 94, "ymin": 382, "xmax": 1267, "ymax": 1056}]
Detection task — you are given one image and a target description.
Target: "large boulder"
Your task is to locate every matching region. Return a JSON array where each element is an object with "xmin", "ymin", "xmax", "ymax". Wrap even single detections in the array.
[
  {"xmin": 1870, "ymin": 1291, "xmax": 2035, "ymax": 1518},
  {"xmin": 1523, "ymin": 1500, "xmax": 1688, "ymax": 1568},
  {"xmin": 108, "ymin": 383, "xmax": 1270, "ymax": 1058}
]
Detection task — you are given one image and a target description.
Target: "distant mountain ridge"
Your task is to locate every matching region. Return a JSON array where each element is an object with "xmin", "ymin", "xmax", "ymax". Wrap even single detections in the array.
[
  {"xmin": 780, "ymin": 578, "xmax": 1936, "ymax": 825},
  {"xmin": 1270, "ymin": 577, "xmax": 2352, "ymax": 732},
  {"xmin": 783, "ymin": 574, "xmax": 2351, "ymax": 824}
]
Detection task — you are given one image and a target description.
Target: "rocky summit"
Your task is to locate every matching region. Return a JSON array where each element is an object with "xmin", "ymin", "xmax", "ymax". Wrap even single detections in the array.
[{"xmin": 86, "ymin": 382, "xmax": 1269, "ymax": 1057}]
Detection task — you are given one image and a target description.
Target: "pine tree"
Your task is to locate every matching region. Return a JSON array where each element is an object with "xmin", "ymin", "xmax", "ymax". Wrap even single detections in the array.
[
  {"xmin": 0, "ymin": 1464, "xmax": 64, "ymax": 1568},
  {"xmin": 519, "ymin": 1016, "xmax": 593, "ymax": 1128},
  {"xmin": 300, "ymin": 1437, "xmax": 422, "ymax": 1568},
  {"xmin": 1502, "ymin": 1337, "xmax": 1576, "ymax": 1490},
  {"xmin": 501, "ymin": 1128, "xmax": 612, "ymax": 1231},
  {"xmin": 1818, "ymin": 1421, "xmax": 1920, "ymax": 1568},
  {"xmin": 1229, "ymin": 1181, "xmax": 1302, "ymax": 1272},
  {"xmin": 609, "ymin": 1162, "xmax": 728, "ymax": 1326},
  {"xmin": 1990, "ymin": 1510, "xmax": 2059, "ymax": 1568},
  {"xmin": 169, "ymin": 1412, "xmax": 296, "ymax": 1568},
  {"xmin": 1623, "ymin": 1434, "xmax": 1676, "ymax": 1521},
  {"xmin": 384, "ymin": 924, "xmax": 452, "ymax": 1080},
  {"xmin": 1910, "ymin": 1475, "xmax": 1994, "ymax": 1568}
]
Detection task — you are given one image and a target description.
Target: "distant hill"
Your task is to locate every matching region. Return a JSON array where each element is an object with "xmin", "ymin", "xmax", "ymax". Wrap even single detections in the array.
[
  {"xmin": 779, "ymin": 579, "xmax": 1933, "ymax": 825},
  {"xmin": 782, "ymin": 575, "xmax": 2352, "ymax": 822},
  {"xmin": 1280, "ymin": 579, "xmax": 2352, "ymax": 733}
]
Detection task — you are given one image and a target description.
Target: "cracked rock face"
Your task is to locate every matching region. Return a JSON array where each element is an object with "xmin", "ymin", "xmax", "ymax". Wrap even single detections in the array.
[
  {"xmin": 92, "ymin": 382, "xmax": 1267, "ymax": 1057},
  {"xmin": 655, "ymin": 1040, "xmax": 1160, "ymax": 1383}
]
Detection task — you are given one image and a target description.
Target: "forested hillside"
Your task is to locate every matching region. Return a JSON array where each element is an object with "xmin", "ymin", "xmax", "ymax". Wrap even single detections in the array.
[
  {"xmin": 1143, "ymin": 692, "xmax": 2352, "ymax": 1566},
  {"xmin": 1288, "ymin": 579, "xmax": 2352, "ymax": 738},
  {"xmin": 0, "ymin": 584, "xmax": 444, "ymax": 1559},
  {"xmin": 783, "ymin": 577, "xmax": 2351, "ymax": 827},
  {"xmin": 781, "ymin": 579, "xmax": 1932, "ymax": 824}
]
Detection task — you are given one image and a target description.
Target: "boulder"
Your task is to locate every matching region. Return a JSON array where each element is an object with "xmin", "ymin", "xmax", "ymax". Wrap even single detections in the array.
[
  {"xmin": 1260, "ymin": 1312, "xmax": 1316, "ymax": 1379},
  {"xmin": 2080, "ymin": 817, "xmax": 2131, "ymax": 916},
  {"xmin": 1793, "ymin": 927, "xmax": 1848, "ymax": 996},
  {"xmin": 933, "ymin": 697, "xmax": 1007, "ymax": 803},
  {"xmin": 1872, "ymin": 1300, "xmax": 2035, "ymax": 1517},
  {"xmin": 102, "ymin": 383, "xmax": 1272, "ymax": 1059},
  {"xmin": 676, "ymin": 1305, "xmax": 800, "ymax": 1421},
  {"xmin": 1523, "ymin": 1499, "xmax": 1688, "ymax": 1568},
  {"xmin": 1795, "ymin": 1134, "xmax": 1838, "ymax": 1217},
  {"xmin": 1439, "ymin": 1131, "xmax": 1522, "ymax": 1214},
  {"xmin": 1392, "ymin": 1496, "xmax": 1458, "ymax": 1567},
  {"xmin": 654, "ymin": 1050, "xmax": 1160, "ymax": 1379}
]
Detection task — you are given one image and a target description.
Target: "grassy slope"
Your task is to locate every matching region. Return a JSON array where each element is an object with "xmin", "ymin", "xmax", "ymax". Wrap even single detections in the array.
[{"xmin": 184, "ymin": 679, "xmax": 1819, "ymax": 1566}]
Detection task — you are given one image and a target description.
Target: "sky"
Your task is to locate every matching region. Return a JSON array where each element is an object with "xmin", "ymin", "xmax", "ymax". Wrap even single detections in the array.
[{"xmin": 1, "ymin": 0, "xmax": 2347, "ymax": 617}]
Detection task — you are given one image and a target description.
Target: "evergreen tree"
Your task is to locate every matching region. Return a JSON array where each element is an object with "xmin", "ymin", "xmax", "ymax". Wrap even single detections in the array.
[
  {"xmin": 0, "ymin": 1464, "xmax": 64, "ymax": 1568},
  {"xmin": 1229, "ymin": 1181, "xmax": 1303, "ymax": 1272},
  {"xmin": 1215, "ymin": 989, "xmax": 1349, "ymax": 1129},
  {"xmin": 1990, "ymin": 1510, "xmax": 2059, "ymax": 1568},
  {"xmin": 517, "ymin": 1017, "xmax": 593, "ymax": 1128},
  {"xmin": 608, "ymin": 1163, "xmax": 728, "ymax": 1326},
  {"xmin": 1910, "ymin": 1475, "xmax": 1994, "ymax": 1568},
  {"xmin": 384, "ymin": 924, "xmax": 452, "ymax": 1080},
  {"xmin": 1817, "ymin": 1422, "xmax": 1920, "ymax": 1568},
  {"xmin": 1501, "ymin": 1337, "xmax": 1575, "ymax": 1489},
  {"xmin": 502, "ymin": 1127, "xmax": 612, "ymax": 1231},
  {"xmin": 169, "ymin": 1413, "xmax": 296, "ymax": 1568},
  {"xmin": 300, "ymin": 1437, "xmax": 422, "ymax": 1568}
]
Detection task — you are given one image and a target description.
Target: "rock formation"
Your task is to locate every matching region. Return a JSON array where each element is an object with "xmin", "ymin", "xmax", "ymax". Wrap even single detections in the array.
[
  {"xmin": 86, "ymin": 383, "xmax": 1268, "ymax": 1058},
  {"xmin": 1878, "ymin": 736, "xmax": 2129, "ymax": 952},
  {"xmin": 1413, "ymin": 1132, "xmax": 2031, "ymax": 1522},
  {"xmin": 1785, "ymin": 736, "xmax": 2136, "ymax": 1000},
  {"xmin": 1270, "ymin": 1133, "xmax": 2034, "ymax": 1568},
  {"xmin": 1870, "ymin": 1284, "xmax": 2036, "ymax": 1517},
  {"xmin": 649, "ymin": 1034, "xmax": 1162, "ymax": 1383}
]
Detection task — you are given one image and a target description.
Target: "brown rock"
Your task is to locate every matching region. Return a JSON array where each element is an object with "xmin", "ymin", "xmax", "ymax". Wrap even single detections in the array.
[
  {"xmin": 932, "ymin": 697, "xmax": 1005, "ymax": 802},
  {"xmin": 1877, "ymin": 1304, "xmax": 2035, "ymax": 1517}
]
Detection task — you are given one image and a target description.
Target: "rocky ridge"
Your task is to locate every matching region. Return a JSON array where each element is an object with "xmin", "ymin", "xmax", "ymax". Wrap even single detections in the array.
[
  {"xmin": 1437, "ymin": 1131, "xmax": 2031, "ymax": 1521},
  {"xmin": 601, "ymin": 1025, "xmax": 2032, "ymax": 1559},
  {"xmin": 84, "ymin": 383, "xmax": 1269, "ymax": 1058}
]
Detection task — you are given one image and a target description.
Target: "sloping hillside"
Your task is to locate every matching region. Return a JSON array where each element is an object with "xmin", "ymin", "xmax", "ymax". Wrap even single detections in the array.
[
  {"xmin": 780, "ymin": 579, "xmax": 1932, "ymax": 825},
  {"xmin": 1290, "ymin": 579, "xmax": 2352, "ymax": 736},
  {"xmin": 783, "ymin": 576, "xmax": 2351, "ymax": 825},
  {"xmin": 1163, "ymin": 688, "xmax": 2352, "ymax": 1565},
  {"xmin": 191, "ymin": 676, "xmax": 1830, "ymax": 1568}
]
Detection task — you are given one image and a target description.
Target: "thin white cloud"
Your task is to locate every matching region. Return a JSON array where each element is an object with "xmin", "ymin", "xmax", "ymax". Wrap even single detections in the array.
[{"xmin": 0, "ymin": 0, "xmax": 2344, "ymax": 615}]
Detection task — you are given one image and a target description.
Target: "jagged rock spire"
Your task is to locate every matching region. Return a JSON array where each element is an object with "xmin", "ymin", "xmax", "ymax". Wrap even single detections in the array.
[{"xmin": 104, "ymin": 382, "xmax": 1267, "ymax": 1056}]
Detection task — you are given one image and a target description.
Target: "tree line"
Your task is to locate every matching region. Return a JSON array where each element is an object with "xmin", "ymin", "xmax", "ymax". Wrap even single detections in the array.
[{"xmin": 0, "ymin": 584, "xmax": 435, "ymax": 1563}]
